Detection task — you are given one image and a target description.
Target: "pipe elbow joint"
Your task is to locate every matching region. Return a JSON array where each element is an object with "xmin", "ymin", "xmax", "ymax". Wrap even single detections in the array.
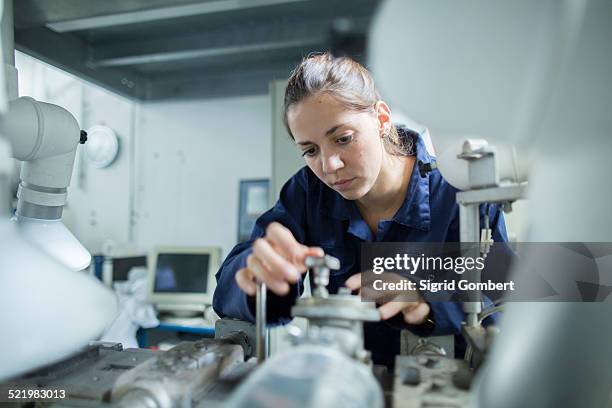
[{"xmin": 1, "ymin": 96, "xmax": 81, "ymax": 161}]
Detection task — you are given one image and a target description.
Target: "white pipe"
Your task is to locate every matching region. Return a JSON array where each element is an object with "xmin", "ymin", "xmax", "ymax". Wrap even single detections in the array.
[{"xmin": 1, "ymin": 97, "xmax": 81, "ymax": 161}]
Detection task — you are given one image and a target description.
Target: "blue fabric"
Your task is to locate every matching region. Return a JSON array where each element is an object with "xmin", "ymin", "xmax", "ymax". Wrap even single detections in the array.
[{"xmin": 213, "ymin": 129, "xmax": 509, "ymax": 367}]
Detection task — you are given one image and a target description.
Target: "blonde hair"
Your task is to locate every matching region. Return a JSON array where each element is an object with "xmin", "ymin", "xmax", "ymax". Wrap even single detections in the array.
[{"xmin": 283, "ymin": 52, "xmax": 412, "ymax": 156}]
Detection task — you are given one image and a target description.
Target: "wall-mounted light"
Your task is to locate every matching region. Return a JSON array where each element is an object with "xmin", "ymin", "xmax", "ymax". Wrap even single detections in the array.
[{"xmin": 84, "ymin": 125, "xmax": 119, "ymax": 168}]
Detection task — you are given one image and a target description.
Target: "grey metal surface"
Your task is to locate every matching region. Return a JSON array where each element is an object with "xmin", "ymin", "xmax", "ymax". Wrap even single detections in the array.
[{"xmin": 13, "ymin": 0, "xmax": 382, "ymax": 101}]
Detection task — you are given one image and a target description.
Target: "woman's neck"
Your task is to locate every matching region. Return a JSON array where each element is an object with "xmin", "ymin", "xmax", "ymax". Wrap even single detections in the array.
[{"xmin": 356, "ymin": 154, "xmax": 415, "ymax": 219}]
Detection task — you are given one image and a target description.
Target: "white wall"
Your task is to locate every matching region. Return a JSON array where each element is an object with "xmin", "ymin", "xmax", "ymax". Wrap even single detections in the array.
[
  {"xmin": 134, "ymin": 97, "xmax": 270, "ymax": 257},
  {"xmin": 15, "ymin": 52, "xmax": 271, "ymax": 258}
]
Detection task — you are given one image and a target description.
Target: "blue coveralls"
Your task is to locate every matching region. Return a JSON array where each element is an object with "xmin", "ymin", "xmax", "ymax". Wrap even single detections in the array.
[{"xmin": 213, "ymin": 129, "xmax": 508, "ymax": 367}]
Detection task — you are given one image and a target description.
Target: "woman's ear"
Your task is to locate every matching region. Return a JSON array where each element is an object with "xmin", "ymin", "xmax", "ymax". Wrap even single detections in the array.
[{"xmin": 375, "ymin": 100, "xmax": 392, "ymax": 137}]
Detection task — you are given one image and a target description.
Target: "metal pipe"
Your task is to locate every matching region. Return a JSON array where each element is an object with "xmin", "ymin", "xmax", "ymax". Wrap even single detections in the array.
[
  {"xmin": 256, "ymin": 281, "xmax": 267, "ymax": 362},
  {"xmin": 459, "ymin": 202, "xmax": 482, "ymax": 327}
]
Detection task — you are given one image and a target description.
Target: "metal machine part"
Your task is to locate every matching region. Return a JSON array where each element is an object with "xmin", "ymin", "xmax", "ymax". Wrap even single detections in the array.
[
  {"xmin": 394, "ymin": 355, "xmax": 472, "ymax": 408},
  {"xmin": 0, "ymin": 342, "xmax": 158, "ymax": 406},
  {"xmin": 452, "ymin": 140, "xmax": 526, "ymax": 369},
  {"xmin": 215, "ymin": 318, "xmax": 257, "ymax": 361},
  {"xmin": 400, "ymin": 331, "xmax": 454, "ymax": 358},
  {"xmin": 455, "ymin": 139, "xmax": 527, "ymax": 329},
  {"xmin": 226, "ymin": 256, "xmax": 384, "ymax": 408},
  {"xmin": 305, "ymin": 254, "xmax": 340, "ymax": 298},
  {"xmin": 226, "ymin": 345, "xmax": 384, "ymax": 408},
  {"xmin": 111, "ymin": 340, "xmax": 244, "ymax": 408},
  {"xmin": 291, "ymin": 255, "xmax": 380, "ymax": 362},
  {"xmin": 1, "ymin": 340, "xmax": 246, "ymax": 408},
  {"xmin": 255, "ymin": 281, "xmax": 267, "ymax": 363}
]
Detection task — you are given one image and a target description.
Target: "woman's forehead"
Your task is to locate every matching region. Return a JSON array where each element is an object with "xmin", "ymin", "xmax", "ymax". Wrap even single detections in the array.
[{"xmin": 288, "ymin": 94, "xmax": 364, "ymax": 142}]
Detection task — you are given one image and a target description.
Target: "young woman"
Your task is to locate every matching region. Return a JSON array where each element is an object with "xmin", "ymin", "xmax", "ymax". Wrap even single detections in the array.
[{"xmin": 213, "ymin": 52, "xmax": 508, "ymax": 367}]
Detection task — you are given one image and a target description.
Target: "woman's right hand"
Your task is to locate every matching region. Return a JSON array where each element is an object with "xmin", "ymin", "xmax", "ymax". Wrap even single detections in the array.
[{"xmin": 235, "ymin": 222, "xmax": 324, "ymax": 296}]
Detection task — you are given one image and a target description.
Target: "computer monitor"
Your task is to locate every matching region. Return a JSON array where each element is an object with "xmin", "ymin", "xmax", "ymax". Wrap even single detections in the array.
[
  {"xmin": 146, "ymin": 246, "xmax": 221, "ymax": 315},
  {"xmin": 102, "ymin": 255, "xmax": 147, "ymax": 287}
]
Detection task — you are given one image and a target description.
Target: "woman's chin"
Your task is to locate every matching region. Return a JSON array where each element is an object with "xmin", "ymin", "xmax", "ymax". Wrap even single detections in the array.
[{"xmin": 337, "ymin": 187, "xmax": 366, "ymax": 201}]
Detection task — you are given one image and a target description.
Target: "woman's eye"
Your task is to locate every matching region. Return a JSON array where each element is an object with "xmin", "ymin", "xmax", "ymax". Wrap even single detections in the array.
[
  {"xmin": 302, "ymin": 147, "xmax": 317, "ymax": 157},
  {"xmin": 336, "ymin": 134, "xmax": 353, "ymax": 144}
]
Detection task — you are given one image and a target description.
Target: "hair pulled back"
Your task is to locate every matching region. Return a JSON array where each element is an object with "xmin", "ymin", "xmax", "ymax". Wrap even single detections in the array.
[{"xmin": 283, "ymin": 52, "xmax": 412, "ymax": 156}]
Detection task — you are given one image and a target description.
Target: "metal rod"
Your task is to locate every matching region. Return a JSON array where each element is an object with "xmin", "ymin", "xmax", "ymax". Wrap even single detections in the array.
[
  {"xmin": 459, "ymin": 202, "xmax": 482, "ymax": 327},
  {"xmin": 256, "ymin": 281, "xmax": 267, "ymax": 362}
]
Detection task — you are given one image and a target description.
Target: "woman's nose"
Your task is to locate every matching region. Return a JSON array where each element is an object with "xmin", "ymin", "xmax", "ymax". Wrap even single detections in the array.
[{"xmin": 322, "ymin": 153, "xmax": 344, "ymax": 174}]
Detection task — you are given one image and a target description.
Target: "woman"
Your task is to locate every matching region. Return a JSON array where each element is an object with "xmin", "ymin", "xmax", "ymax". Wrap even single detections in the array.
[{"xmin": 213, "ymin": 52, "xmax": 507, "ymax": 367}]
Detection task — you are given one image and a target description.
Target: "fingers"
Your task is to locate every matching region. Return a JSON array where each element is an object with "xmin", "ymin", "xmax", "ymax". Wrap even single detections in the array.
[
  {"xmin": 378, "ymin": 300, "xmax": 431, "ymax": 326},
  {"xmin": 235, "ymin": 222, "xmax": 327, "ymax": 298},
  {"xmin": 235, "ymin": 268, "xmax": 257, "ymax": 296},
  {"xmin": 264, "ymin": 223, "xmax": 302, "ymax": 262},
  {"xmin": 236, "ymin": 262, "xmax": 290, "ymax": 296},
  {"xmin": 246, "ymin": 253, "xmax": 290, "ymax": 295},
  {"xmin": 403, "ymin": 302, "xmax": 431, "ymax": 325},
  {"xmin": 252, "ymin": 238, "xmax": 300, "ymax": 282},
  {"xmin": 265, "ymin": 223, "xmax": 322, "ymax": 270},
  {"xmin": 345, "ymin": 273, "xmax": 361, "ymax": 290},
  {"xmin": 378, "ymin": 300, "xmax": 414, "ymax": 320}
]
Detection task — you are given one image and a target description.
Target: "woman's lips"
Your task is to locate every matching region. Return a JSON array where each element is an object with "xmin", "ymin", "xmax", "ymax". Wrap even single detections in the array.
[{"xmin": 332, "ymin": 177, "xmax": 356, "ymax": 191}]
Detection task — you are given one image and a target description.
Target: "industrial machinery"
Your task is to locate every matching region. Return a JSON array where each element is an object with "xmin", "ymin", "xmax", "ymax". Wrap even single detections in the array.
[
  {"xmin": 0, "ymin": 255, "xmax": 384, "ymax": 408},
  {"xmin": 226, "ymin": 255, "xmax": 383, "ymax": 408},
  {"xmin": 2, "ymin": 0, "xmax": 611, "ymax": 407}
]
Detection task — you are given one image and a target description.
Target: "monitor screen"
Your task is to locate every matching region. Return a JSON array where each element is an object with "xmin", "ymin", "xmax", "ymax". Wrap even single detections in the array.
[
  {"xmin": 147, "ymin": 246, "xmax": 221, "ymax": 313},
  {"xmin": 112, "ymin": 256, "xmax": 147, "ymax": 283},
  {"xmin": 153, "ymin": 253, "xmax": 209, "ymax": 293}
]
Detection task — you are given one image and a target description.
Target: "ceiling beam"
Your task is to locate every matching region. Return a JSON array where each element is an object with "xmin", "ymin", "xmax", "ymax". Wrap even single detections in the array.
[
  {"xmin": 87, "ymin": 17, "xmax": 368, "ymax": 68},
  {"xmin": 15, "ymin": 27, "xmax": 146, "ymax": 100},
  {"xmin": 42, "ymin": 0, "xmax": 308, "ymax": 32},
  {"xmin": 93, "ymin": 38, "xmax": 324, "ymax": 68}
]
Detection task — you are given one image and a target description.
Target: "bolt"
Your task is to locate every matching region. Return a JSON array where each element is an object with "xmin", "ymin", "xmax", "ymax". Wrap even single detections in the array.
[{"xmin": 306, "ymin": 255, "xmax": 340, "ymax": 298}]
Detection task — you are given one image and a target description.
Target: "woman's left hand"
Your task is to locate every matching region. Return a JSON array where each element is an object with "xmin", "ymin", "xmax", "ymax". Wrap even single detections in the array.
[{"xmin": 345, "ymin": 272, "xmax": 431, "ymax": 325}]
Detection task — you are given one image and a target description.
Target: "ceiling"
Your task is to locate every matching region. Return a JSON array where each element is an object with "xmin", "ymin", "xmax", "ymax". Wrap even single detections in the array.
[{"xmin": 14, "ymin": 0, "xmax": 382, "ymax": 102}]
